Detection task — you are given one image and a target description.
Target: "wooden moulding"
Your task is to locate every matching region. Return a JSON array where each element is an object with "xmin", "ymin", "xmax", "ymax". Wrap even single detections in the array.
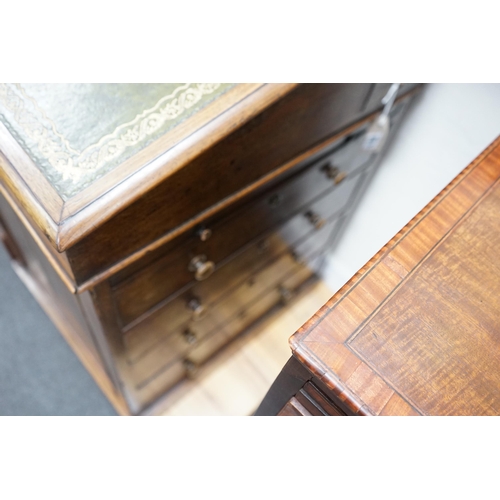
[
  {"xmin": 290, "ymin": 135, "xmax": 500, "ymax": 416},
  {"xmin": 0, "ymin": 149, "xmax": 60, "ymax": 244},
  {"xmin": 0, "ymin": 181, "xmax": 76, "ymax": 292},
  {"xmin": 0, "ymin": 84, "xmax": 294, "ymax": 286},
  {"xmin": 0, "ymin": 84, "xmax": 296, "ymax": 246},
  {"xmin": 73, "ymin": 107, "xmax": 389, "ymax": 293},
  {"xmin": 69, "ymin": 88, "xmax": 421, "ymax": 292}
]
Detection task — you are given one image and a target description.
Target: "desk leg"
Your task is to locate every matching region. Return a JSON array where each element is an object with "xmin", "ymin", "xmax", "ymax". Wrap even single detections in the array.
[{"xmin": 254, "ymin": 356, "xmax": 311, "ymax": 416}]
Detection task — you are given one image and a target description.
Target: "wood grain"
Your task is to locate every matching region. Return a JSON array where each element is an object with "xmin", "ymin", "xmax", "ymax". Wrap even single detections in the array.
[
  {"xmin": 0, "ymin": 152, "xmax": 59, "ymax": 245},
  {"xmin": 1, "ymin": 83, "xmax": 421, "ymax": 416},
  {"xmin": 288, "ymin": 135, "xmax": 500, "ymax": 416},
  {"xmin": 63, "ymin": 84, "xmax": 375, "ymax": 285},
  {"xmin": 0, "ymin": 184, "xmax": 75, "ymax": 291},
  {"xmin": 71, "ymin": 111, "xmax": 373, "ymax": 291},
  {"xmin": 69, "ymin": 89, "xmax": 418, "ymax": 292}
]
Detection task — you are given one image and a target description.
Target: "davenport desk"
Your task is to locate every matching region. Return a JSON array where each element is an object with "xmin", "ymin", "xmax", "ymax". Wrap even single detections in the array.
[
  {"xmin": 256, "ymin": 136, "xmax": 500, "ymax": 416},
  {"xmin": 0, "ymin": 83, "xmax": 420, "ymax": 415}
]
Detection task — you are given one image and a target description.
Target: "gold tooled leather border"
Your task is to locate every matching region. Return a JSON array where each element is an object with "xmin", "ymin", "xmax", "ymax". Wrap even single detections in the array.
[{"xmin": 0, "ymin": 83, "xmax": 224, "ymax": 184}]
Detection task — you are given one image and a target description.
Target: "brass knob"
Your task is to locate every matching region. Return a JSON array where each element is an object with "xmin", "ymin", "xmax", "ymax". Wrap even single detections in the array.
[
  {"xmin": 183, "ymin": 328, "xmax": 197, "ymax": 345},
  {"xmin": 305, "ymin": 210, "xmax": 326, "ymax": 230},
  {"xmin": 322, "ymin": 164, "xmax": 347, "ymax": 185},
  {"xmin": 187, "ymin": 297, "xmax": 207, "ymax": 321},
  {"xmin": 188, "ymin": 254, "xmax": 215, "ymax": 280},
  {"xmin": 197, "ymin": 227, "xmax": 212, "ymax": 241},
  {"xmin": 184, "ymin": 359, "xmax": 198, "ymax": 378}
]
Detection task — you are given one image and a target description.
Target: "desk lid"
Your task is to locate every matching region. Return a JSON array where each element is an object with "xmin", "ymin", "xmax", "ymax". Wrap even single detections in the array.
[
  {"xmin": 291, "ymin": 136, "xmax": 500, "ymax": 416},
  {"xmin": 0, "ymin": 83, "xmax": 297, "ymax": 250}
]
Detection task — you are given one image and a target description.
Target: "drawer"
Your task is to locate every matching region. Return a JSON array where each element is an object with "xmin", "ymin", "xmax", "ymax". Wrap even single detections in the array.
[
  {"xmin": 123, "ymin": 201, "xmax": 342, "ymax": 352},
  {"xmin": 212, "ymin": 245, "xmax": 323, "ymax": 334},
  {"xmin": 122, "ymin": 230, "xmax": 291, "ymax": 362},
  {"xmin": 123, "ymin": 223, "xmax": 335, "ymax": 389},
  {"xmin": 187, "ymin": 251, "xmax": 325, "ymax": 367},
  {"xmin": 131, "ymin": 357, "xmax": 186, "ymax": 403},
  {"xmin": 128, "ymin": 308, "xmax": 226, "ymax": 391},
  {"xmin": 113, "ymin": 160, "xmax": 362, "ymax": 328},
  {"xmin": 126, "ymin": 251, "xmax": 303, "ymax": 389},
  {"xmin": 129, "ymin": 250, "xmax": 324, "ymax": 399}
]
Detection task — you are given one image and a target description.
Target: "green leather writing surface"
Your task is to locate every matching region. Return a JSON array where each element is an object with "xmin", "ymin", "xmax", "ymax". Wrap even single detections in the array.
[{"xmin": 0, "ymin": 83, "xmax": 234, "ymax": 199}]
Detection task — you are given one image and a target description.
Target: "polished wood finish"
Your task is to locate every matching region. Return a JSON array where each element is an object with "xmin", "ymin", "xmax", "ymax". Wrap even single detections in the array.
[
  {"xmin": 64, "ymin": 84, "xmax": 374, "ymax": 285},
  {"xmin": 0, "ymin": 83, "xmax": 420, "ymax": 414},
  {"xmin": 257, "ymin": 136, "xmax": 500, "ymax": 416},
  {"xmin": 0, "ymin": 181, "xmax": 76, "ymax": 290},
  {"xmin": 73, "ymin": 107, "xmax": 386, "ymax": 293}
]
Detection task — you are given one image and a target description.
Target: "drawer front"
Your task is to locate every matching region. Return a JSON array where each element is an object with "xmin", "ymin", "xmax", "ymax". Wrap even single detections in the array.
[
  {"xmin": 113, "ymin": 156, "xmax": 363, "ymax": 327},
  {"xmin": 122, "ymin": 229, "xmax": 294, "ymax": 349},
  {"xmin": 123, "ymin": 225, "xmax": 333, "ymax": 391},
  {"xmin": 122, "ymin": 232, "xmax": 293, "ymax": 361},
  {"xmin": 187, "ymin": 251, "xmax": 324, "ymax": 367},
  {"xmin": 126, "ymin": 252, "xmax": 310, "ymax": 389}
]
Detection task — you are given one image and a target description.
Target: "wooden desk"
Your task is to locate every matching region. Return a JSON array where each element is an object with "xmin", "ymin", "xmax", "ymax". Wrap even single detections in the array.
[
  {"xmin": 256, "ymin": 136, "xmax": 500, "ymax": 416},
  {"xmin": 0, "ymin": 83, "xmax": 420, "ymax": 414}
]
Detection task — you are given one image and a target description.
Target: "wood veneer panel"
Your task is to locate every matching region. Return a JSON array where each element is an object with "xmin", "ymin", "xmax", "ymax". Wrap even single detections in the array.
[
  {"xmin": 350, "ymin": 181, "xmax": 500, "ymax": 415},
  {"xmin": 290, "ymin": 135, "xmax": 500, "ymax": 415}
]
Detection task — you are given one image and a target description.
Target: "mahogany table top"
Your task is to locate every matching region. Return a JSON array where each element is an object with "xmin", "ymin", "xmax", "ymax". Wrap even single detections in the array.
[{"xmin": 291, "ymin": 136, "xmax": 500, "ymax": 416}]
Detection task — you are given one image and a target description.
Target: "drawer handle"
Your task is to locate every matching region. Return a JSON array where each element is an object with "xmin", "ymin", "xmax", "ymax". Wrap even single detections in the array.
[
  {"xmin": 183, "ymin": 359, "xmax": 198, "ymax": 378},
  {"xmin": 183, "ymin": 328, "xmax": 198, "ymax": 345},
  {"xmin": 322, "ymin": 164, "xmax": 347, "ymax": 185},
  {"xmin": 189, "ymin": 254, "xmax": 215, "ymax": 280},
  {"xmin": 304, "ymin": 210, "xmax": 326, "ymax": 230},
  {"xmin": 187, "ymin": 297, "xmax": 207, "ymax": 321},
  {"xmin": 196, "ymin": 226, "xmax": 212, "ymax": 241}
]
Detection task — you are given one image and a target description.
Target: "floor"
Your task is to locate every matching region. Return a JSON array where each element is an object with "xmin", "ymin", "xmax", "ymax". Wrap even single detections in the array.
[{"xmin": 1, "ymin": 84, "xmax": 499, "ymax": 416}]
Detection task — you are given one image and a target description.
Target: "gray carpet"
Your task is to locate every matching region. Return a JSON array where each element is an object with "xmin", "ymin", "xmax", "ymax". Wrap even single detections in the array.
[{"xmin": 0, "ymin": 245, "xmax": 116, "ymax": 415}]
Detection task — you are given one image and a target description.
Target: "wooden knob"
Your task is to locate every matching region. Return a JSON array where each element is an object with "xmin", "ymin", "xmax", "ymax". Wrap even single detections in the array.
[
  {"xmin": 322, "ymin": 164, "xmax": 346, "ymax": 185},
  {"xmin": 189, "ymin": 255, "xmax": 215, "ymax": 280},
  {"xmin": 305, "ymin": 210, "xmax": 326, "ymax": 230},
  {"xmin": 187, "ymin": 297, "xmax": 207, "ymax": 321},
  {"xmin": 183, "ymin": 328, "xmax": 197, "ymax": 345}
]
